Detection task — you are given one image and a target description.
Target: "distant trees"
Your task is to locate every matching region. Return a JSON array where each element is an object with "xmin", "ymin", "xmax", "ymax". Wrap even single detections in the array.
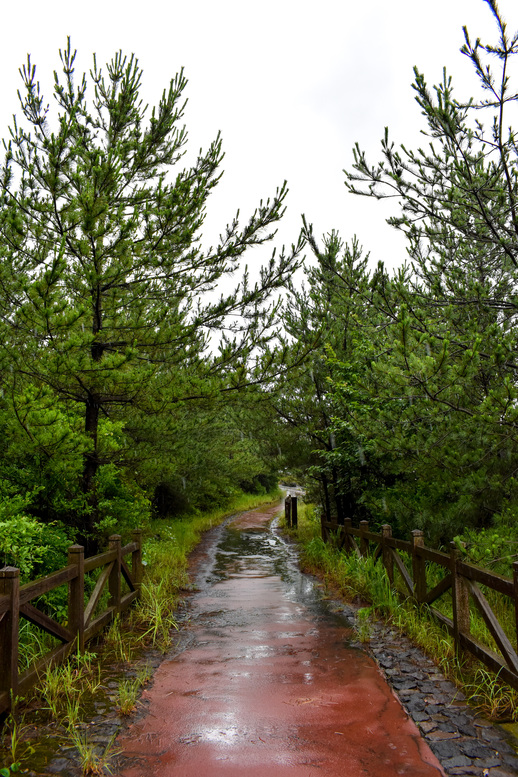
[{"xmin": 268, "ymin": 220, "xmax": 382, "ymax": 521}]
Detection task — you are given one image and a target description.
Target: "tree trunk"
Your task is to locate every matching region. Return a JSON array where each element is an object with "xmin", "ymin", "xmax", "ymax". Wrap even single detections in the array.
[
  {"xmin": 81, "ymin": 395, "xmax": 100, "ymax": 550},
  {"xmin": 332, "ymin": 467, "xmax": 344, "ymax": 525},
  {"xmin": 321, "ymin": 474, "xmax": 331, "ymax": 523}
]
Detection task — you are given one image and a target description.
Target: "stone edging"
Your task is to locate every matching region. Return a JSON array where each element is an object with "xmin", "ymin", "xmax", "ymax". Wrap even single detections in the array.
[{"xmin": 330, "ymin": 600, "xmax": 518, "ymax": 777}]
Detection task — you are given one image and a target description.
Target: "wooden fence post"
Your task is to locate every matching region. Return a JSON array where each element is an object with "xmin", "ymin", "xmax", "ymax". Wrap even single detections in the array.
[
  {"xmin": 291, "ymin": 497, "xmax": 298, "ymax": 529},
  {"xmin": 0, "ymin": 567, "xmax": 20, "ymax": 702},
  {"xmin": 109, "ymin": 535, "xmax": 122, "ymax": 615},
  {"xmin": 321, "ymin": 509, "xmax": 328, "ymax": 542},
  {"xmin": 132, "ymin": 529, "xmax": 143, "ymax": 591},
  {"xmin": 359, "ymin": 520, "xmax": 369, "ymax": 557},
  {"xmin": 381, "ymin": 525, "xmax": 393, "ymax": 584},
  {"xmin": 450, "ymin": 541, "xmax": 470, "ymax": 655},
  {"xmin": 411, "ymin": 530, "xmax": 426, "ymax": 603},
  {"xmin": 285, "ymin": 495, "xmax": 292, "ymax": 528},
  {"xmin": 513, "ymin": 561, "xmax": 518, "ymax": 655},
  {"xmin": 342, "ymin": 518, "xmax": 352, "ymax": 552},
  {"xmin": 67, "ymin": 545, "xmax": 85, "ymax": 653}
]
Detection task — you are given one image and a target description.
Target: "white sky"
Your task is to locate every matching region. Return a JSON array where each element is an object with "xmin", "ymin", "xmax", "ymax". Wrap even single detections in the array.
[{"xmin": 0, "ymin": 0, "xmax": 515, "ymax": 275}]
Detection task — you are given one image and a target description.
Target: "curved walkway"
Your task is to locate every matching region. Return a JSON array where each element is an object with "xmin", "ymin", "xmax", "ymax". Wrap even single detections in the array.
[{"xmin": 116, "ymin": 504, "xmax": 445, "ymax": 776}]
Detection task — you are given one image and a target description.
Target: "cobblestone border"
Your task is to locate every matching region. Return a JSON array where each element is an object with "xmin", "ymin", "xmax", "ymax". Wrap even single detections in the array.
[{"xmin": 330, "ymin": 600, "xmax": 518, "ymax": 777}]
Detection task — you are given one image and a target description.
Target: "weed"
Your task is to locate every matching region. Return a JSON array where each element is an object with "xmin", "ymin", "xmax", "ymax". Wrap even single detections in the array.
[
  {"xmin": 135, "ymin": 580, "xmax": 179, "ymax": 652},
  {"xmin": 0, "ymin": 765, "xmax": 20, "ymax": 776},
  {"xmin": 83, "ymin": 663, "xmax": 103, "ymax": 695},
  {"xmin": 355, "ymin": 608, "xmax": 373, "ymax": 642},
  {"xmin": 64, "ymin": 695, "xmax": 82, "ymax": 729},
  {"xmin": 105, "ymin": 616, "xmax": 135, "ymax": 663},
  {"xmin": 116, "ymin": 678, "xmax": 140, "ymax": 716},
  {"xmin": 115, "ymin": 661, "xmax": 153, "ymax": 715},
  {"xmin": 73, "ymin": 649, "xmax": 96, "ymax": 673},
  {"xmin": 39, "ymin": 666, "xmax": 64, "ymax": 717},
  {"xmin": 464, "ymin": 667, "xmax": 518, "ymax": 720},
  {"xmin": 68, "ymin": 730, "xmax": 119, "ymax": 776},
  {"xmin": 136, "ymin": 663, "xmax": 153, "ymax": 686},
  {"xmin": 1, "ymin": 715, "xmax": 34, "ymax": 774},
  {"xmin": 17, "ymin": 620, "xmax": 54, "ymax": 673}
]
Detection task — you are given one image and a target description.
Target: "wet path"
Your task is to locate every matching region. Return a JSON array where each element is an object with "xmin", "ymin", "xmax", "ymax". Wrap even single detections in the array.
[{"xmin": 117, "ymin": 503, "xmax": 445, "ymax": 776}]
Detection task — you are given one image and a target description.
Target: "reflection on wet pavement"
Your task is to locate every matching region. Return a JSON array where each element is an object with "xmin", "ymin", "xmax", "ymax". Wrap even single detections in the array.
[{"xmin": 118, "ymin": 504, "xmax": 445, "ymax": 776}]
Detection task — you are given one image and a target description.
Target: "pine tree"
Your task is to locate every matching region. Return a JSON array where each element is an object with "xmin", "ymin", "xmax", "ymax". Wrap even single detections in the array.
[
  {"xmin": 339, "ymin": 0, "xmax": 518, "ymax": 538},
  {"xmin": 0, "ymin": 41, "xmax": 302, "ymax": 541}
]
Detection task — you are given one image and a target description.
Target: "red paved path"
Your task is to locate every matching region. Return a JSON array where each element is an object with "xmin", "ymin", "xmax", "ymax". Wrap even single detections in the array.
[{"xmin": 118, "ymin": 504, "xmax": 445, "ymax": 776}]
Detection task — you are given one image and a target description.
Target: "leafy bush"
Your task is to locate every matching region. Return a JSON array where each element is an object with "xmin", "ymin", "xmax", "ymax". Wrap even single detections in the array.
[
  {"xmin": 94, "ymin": 464, "xmax": 151, "ymax": 542},
  {"xmin": 460, "ymin": 506, "xmax": 518, "ymax": 576}
]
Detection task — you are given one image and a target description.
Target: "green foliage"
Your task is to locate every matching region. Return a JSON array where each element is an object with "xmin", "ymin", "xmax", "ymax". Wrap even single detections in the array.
[
  {"xmin": 464, "ymin": 667, "xmax": 518, "ymax": 720},
  {"xmin": 116, "ymin": 676, "xmax": 142, "ymax": 716},
  {"xmin": 0, "ymin": 713, "xmax": 34, "ymax": 775},
  {"xmin": 0, "ymin": 513, "xmax": 44, "ymax": 578},
  {"xmin": 0, "ymin": 482, "xmax": 73, "ymax": 579},
  {"xmin": 460, "ymin": 505, "xmax": 518, "ymax": 575},
  {"xmin": 95, "ymin": 464, "xmax": 151, "ymax": 542},
  {"xmin": 0, "ymin": 766, "xmax": 20, "ymax": 776},
  {"xmin": 67, "ymin": 729, "xmax": 119, "ymax": 776},
  {"xmin": 265, "ymin": 224, "xmax": 388, "ymax": 523}
]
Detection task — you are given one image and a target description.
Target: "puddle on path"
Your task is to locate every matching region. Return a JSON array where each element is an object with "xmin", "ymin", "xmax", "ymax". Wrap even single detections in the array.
[{"xmin": 117, "ymin": 503, "xmax": 445, "ymax": 776}]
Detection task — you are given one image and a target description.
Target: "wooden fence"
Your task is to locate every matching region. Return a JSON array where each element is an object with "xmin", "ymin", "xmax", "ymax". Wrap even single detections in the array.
[
  {"xmin": 0, "ymin": 531, "xmax": 142, "ymax": 715},
  {"xmin": 321, "ymin": 517, "xmax": 518, "ymax": 691}
]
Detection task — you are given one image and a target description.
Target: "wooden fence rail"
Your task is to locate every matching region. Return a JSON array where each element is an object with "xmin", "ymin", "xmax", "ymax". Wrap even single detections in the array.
[
  {"xmin": 0, "ymin": 531, "xmax": 142, "ymax": 716},
  {"xmin": 321, "ymin": 517, "xmax": 518, "ymax": 691}
]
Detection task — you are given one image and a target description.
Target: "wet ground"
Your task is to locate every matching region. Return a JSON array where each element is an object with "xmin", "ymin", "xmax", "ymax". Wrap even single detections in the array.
[{"xmin": 116, "ymin": 503, "xmax": 445, "ymax": 776}]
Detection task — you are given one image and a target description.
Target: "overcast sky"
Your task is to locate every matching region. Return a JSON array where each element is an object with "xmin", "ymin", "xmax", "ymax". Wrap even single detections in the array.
[{"xmin": 0, "ymin": 0, "xmax": 516, "ymax": 276}]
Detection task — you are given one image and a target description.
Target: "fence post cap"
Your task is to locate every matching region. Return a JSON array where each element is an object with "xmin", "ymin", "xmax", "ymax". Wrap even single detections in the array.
[
  {"xmin": 68, "ymin": 544, "xmax": 84, "ymax": 553},
  {"xmin": 449, "ymin": 540, "xmax": 463, "ymax": 557},
  {"xmin": 108, "ymin": 534, "xmax": 122, "ymax": 541},
  {"xmin": 0, "ymin": 566, "xmax": 20, "ymax": 577}
]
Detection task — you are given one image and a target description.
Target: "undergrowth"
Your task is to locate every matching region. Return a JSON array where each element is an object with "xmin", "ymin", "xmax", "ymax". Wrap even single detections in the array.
[{"xmin": 282, "ymin": 501, "xmax": 518, "ymax": 721}]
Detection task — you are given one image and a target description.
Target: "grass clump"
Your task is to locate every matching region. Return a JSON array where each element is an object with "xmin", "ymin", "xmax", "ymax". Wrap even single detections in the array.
[
  {"xmin": 115, "ymin": 678, "xmax": 140, "ymax": 716},
  {"xmin": 39, "ymin": 650, "xmax": 101, "ymax": 721},
  {"xmin": 67, "ymin": 730, "xmax": 119, "ymax": 776},
  {"xmin": 115, "ymin": 663, "xmax": 152, "ymax": 716},
  {"xmin": 0, "ymin": 714, "xmax": 34, "ymax": 776},
  {"xmin": 464, "ymin": 667, "xmax": 518, "ymax": 720}
]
